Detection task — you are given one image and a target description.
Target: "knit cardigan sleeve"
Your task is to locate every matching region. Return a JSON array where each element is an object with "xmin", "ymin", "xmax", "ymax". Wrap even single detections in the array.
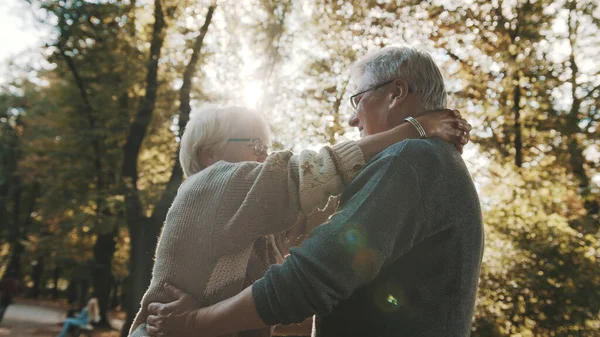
[
  {"xmin": 274, "ymin": 197, "xmax": 339, "ymax": 257},
  {"xmin": 211, "ymin": 141, "xmax": 364, "ymax": 256}
]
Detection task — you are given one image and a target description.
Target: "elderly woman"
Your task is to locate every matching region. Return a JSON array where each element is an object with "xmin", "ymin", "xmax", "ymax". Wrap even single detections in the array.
[{"xmin": 128, "ymin": 104, "xmax": 470, "ymax": 337}]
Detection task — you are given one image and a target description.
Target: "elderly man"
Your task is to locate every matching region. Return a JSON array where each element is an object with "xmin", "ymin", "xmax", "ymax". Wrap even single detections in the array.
[{"xmin": 146, "ymin": 45, "xmax": 484, "ymax": 337}]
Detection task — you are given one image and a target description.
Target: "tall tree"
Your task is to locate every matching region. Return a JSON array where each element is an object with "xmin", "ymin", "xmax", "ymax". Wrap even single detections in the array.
[
  {"xmin": 553, "ymin": 0, "xmax": 600, "ymax": 231},
  {"xmin": 423, "ymin": 0, "xmax": 600, "ymax": 334},
  {"xmin": 0, "ymin": 91, "xmax": 29, "ymax": 278},
  {"xmin": 426, "ymin": 0, "xmax": 555, "ymax": 168},
  {"xmin": 119, "ymin": 2, "xmax": 216, "ymax": 334},
  {"xmin": 23, "ymin": 0, "xmax": 145, "ymax": 322},
  {"xmin": 119, "ymin": 0, "xmax": 174, "ymax": 329}
]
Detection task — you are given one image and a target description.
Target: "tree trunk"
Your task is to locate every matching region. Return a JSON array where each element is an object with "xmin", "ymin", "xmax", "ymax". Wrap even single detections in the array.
[
  {"xmin": 52, "ymin": 266, "xmax": 60, "ymax": 299},
  {"xmin": 0, "ymin": 114, "xmax": 20, "ymax": 240},
  {"xmin": 0, "ymin": 179, "xmax": 8, "ymax": 236},
  {"xmin": 512, "ymin": 75, "xmax": 523, "ymax": 168},
  {"xmin": 119, "ymin": 4, "xmax": 216, "ymax": 336},
  {"xmin": 564, "ymin": 9, "xmax": 599, "ymax": 231},
  {"xmin": 5, "ymin": 241, "xmax": 24, "ymax": 280},
  {"xmin": 58, "ymin": 14, "xmax": 121, "ymax": 325},
  {"xmin": 92, "ymin": 230, "xmax": 118, "ymax": 327},
  {"xmin": 177, "ymin": 4, "xmax": 216, "ymax": 122},
  {"xmin": 7, "ymin": 182, "xmax": 39, "ymax": 279},
  {"xmin": 6, "ymin": 177, "xmax": 22, "ymax": 276},
  {"xmin": 31, "ymin": 256, "xmax": 44, "ymax": 299},
  {"xmin": 120, "ymin": 1, "xmax": 170, "ymax": 335},
  {"xmin": 110, "ymin": 278, "xmax": 120, "ymax": 309},
  {"xmin": 120, "ymin": 219, "xmax": 157, "ymax": 337},
  {"xmin": 67, "ymin": 279, "xmax": 78, "ymax": 317},
  {"xmin": 79, "ymin": 278, "xmax": 90, "ymax": 308},
  {"xmin": 567, "ymin": 137, "xmax": 599, "ymax": 231},
  {"xmin": 149, "ymin": 3, "xmax": 217, "ymax": 219},
  {"xmin": 144, "ymin": 2, "xmax": 217, "ymax": 259},
  {"xmin": 6, "ymin": 177, "xmax": 23, "ymax": 278}
]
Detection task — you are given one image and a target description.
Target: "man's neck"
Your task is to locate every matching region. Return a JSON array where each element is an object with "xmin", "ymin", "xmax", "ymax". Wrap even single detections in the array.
[{"xmin": 387, "ymin": 104, "xmax": 425, "ymax": 128}]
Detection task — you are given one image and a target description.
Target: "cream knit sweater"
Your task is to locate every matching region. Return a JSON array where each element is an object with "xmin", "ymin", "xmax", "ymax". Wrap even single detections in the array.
[{"xmin": 129, "ymin": 141, "xmax": 364, "ymax": 337}]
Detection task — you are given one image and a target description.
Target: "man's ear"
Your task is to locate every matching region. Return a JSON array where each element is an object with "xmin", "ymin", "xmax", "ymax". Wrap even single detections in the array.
[
  {"xmin": 199, "ymin": 149, "xmax": 217, "ymax": 168},
  {"xmin": 388, "ymin": 79, "xmax": 410, "ymax": 110}
]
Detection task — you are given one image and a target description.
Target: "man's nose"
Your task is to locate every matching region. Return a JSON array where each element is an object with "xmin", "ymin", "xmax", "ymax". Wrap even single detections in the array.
[{"xmin": 349, "ymin": 113, "xmax": 359, "ymax": 127}]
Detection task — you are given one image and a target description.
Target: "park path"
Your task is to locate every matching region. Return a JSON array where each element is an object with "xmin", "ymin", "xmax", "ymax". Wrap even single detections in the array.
[{"xmin": 0, "ymin": 299, "xmax": 123, "ymax": 337}]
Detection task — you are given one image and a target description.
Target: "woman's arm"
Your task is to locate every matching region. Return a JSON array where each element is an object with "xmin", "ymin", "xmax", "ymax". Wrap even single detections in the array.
[
  {"xmin": 273, "ymin": 108, "xmax": 470, "ymax": 252},
  {"xmin": 357, "ymin": 108, "xmax": 470, "ymax": 160},
  {"xmin": 273, "ymin": 316, "xmax": 313, "ymax": 336}
]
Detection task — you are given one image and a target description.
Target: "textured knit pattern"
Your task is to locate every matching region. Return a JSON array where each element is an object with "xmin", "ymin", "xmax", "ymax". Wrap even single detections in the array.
[
  {"xmin": 253, "ymin": 138, "xmax": 484, "ymax": 337},
  {"xmin": 128, "ymin": 141, "xmax": 364, "ymax": 337}
]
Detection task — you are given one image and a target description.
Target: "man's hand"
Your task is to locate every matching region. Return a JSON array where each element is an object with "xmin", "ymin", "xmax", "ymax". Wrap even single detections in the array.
[
  {"xmin": 146, "ymin": 283, "xmax": 206, "ymax": 337},
  {"xmin": 147, "ymin": 284, "xmax": 270, "ymax": 337}
]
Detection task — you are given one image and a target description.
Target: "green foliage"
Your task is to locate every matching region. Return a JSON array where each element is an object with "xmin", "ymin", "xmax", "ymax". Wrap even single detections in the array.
[{"xmin": 474, "ymin": 160, "xmax": 600, "ymax": 336}]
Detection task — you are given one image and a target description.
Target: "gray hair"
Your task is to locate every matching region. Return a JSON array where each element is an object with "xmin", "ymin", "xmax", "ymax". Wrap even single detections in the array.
[
  {"xmin": 179, "ymin": 104, "xmax": 271, "ymax": 177},
  {"xmin": 351, "ymin": 45, "xmax": 447, "ymax": 110}
]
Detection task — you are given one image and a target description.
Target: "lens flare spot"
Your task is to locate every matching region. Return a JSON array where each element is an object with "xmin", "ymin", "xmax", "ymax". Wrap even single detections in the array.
[
  {"xmin": 345, "ymin": 229, "xmax": 359, "ymax": 244},
  {"xmin": 339, "ymin": 226, "xmax": 368, "ymax": 254},
  {"xmin": 373, "ymin": 281, "xmax": 406, "ymax": 312},
  {"xmin": 352, "ymin": 249, "xmax": 377, "ymax": 276}
]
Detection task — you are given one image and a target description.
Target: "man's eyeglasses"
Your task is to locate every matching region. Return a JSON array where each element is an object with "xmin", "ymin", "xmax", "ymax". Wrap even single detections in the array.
[
  {"xmin": 227, "ymin": 138, "xmax": 269, "ymax": 156},
  {"xmin": 349, "ymin": 79, "xmax": 412, "ymax": 110}
]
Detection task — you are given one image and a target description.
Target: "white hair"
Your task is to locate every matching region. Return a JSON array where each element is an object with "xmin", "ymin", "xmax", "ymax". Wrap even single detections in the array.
[
  {"xmin": 86, "ymin": 298, "xmax": 100, "ymax": 323},
  {"xmin": 351, "ymin": 45, "xmax": 447, "ymax": 111},
  {"xmin": 179, "ymin": 104, "xmax": 271, "ymax": 177}
]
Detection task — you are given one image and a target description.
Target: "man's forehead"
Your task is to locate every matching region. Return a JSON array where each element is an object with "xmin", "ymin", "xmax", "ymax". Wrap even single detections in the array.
[{"xmin": 353, "ymin": 72, "xmax": 375, "ymax": 91}]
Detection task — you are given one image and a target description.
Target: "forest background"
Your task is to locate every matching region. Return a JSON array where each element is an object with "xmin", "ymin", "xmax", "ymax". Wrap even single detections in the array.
[{"xmin": 0, "ymin": 0, "xmax": 599, "ymax": 336}]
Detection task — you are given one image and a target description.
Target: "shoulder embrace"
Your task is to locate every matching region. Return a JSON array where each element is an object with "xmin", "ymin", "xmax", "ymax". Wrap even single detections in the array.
[
  {"xmin": 384, "ymin": 138, "xmax": 444, "ymax": 158},
  {"xmin": 382, "ymin": 138, "xmax": 461, "ymax": 171}
]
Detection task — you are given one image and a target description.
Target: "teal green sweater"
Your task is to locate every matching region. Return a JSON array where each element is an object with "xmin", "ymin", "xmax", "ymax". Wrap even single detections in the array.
[{"xmin": 252, "ymin": 138, "xmax": 484, "ymax": 337}]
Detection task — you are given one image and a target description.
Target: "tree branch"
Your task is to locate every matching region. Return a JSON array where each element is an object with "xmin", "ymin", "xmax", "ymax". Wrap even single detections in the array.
[
  {"xmin": 151, "ymin": 3, "xmax": 217, "ymax": 225},
  {"xmin": 583, "ymin": 84, "xmax": 600, "ymax": 101}
]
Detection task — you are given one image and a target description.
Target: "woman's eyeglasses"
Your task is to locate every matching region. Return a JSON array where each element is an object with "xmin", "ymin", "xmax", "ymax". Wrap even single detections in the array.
[{"xmin": 227, "ymin": 138, "xmax": 269, "ymax": 156}]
